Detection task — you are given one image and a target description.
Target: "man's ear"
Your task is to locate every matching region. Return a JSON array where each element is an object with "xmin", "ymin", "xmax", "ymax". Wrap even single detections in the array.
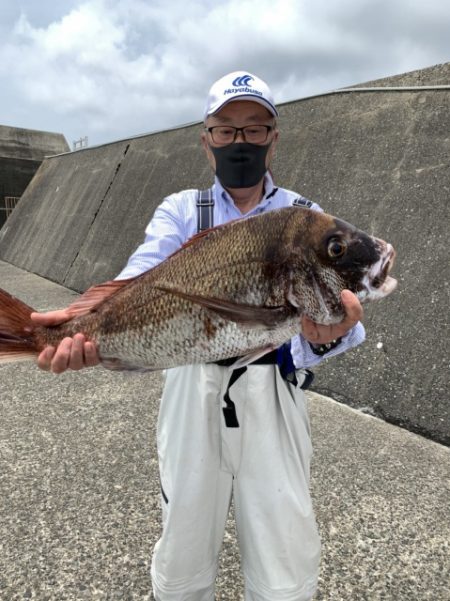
[
  {"xmin": 271, "ymin": 128, "xmax": 279, "ymax": 150},
  {"xmin": 201, "ymin": 129, "xmax": 216, "ymax": 171},
  {"xmin": 200, "ymin": 130, "xmax": 209, "ymax": 152},
  {"xmin": 266, "ymin": 128, "xmax": 279, "ymax": 166}
]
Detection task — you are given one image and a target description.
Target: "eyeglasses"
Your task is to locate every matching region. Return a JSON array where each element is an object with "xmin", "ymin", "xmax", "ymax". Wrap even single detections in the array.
[{"xmin": 205, "ymin": 125, "xmax": 274, "ymax": 145}]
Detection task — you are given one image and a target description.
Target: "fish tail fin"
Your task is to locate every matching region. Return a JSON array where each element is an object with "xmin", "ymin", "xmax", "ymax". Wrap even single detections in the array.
[{"xmin": 0, "ymin": 288, "xmax": 39, "ymax": 363}]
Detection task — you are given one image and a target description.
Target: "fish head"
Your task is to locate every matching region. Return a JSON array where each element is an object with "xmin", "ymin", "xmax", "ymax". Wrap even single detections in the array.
[
  {"xmin": 318, "ymin": 217, "xmax": 397, "ymax": 300},
  {"xmin": 288, "ymin": 210, "xmax": 397, "ymax": 324}
]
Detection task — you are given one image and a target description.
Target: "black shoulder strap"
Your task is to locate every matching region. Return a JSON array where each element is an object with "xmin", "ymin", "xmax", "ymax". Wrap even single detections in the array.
[
  {"xmin": 292, "ymin": 195, "xmax": 313, "ymax": 208},
  {"xmin": 196, "ymin": 189, "xmax": 214, "ymax": 232}
]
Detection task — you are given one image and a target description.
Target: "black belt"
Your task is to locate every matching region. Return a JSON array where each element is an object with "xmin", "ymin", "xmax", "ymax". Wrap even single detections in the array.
[
  {"xmin": 215, "ymin": 352, "xmax": 314, "ymax": 428},
  {"xmin": 215, "ymin": 351, "xmax": 314, "ymax": 389},
  {"xmin": 215, "ymin": 350, "xmax": 278, "ymax": 367}
]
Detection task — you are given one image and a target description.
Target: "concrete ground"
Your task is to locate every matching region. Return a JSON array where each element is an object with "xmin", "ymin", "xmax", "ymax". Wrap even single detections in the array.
[{"xmin": 0, "ymin": 260, "xmax": 449, "ymax": 601}]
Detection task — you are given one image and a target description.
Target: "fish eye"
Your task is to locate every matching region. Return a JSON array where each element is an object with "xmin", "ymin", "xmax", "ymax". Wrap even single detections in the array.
[{"xmin": 327, "ymin": 237, "xmax": 347, "ymax": 259}]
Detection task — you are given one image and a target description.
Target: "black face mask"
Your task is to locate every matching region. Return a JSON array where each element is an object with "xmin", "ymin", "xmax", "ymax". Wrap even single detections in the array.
[{"xmin": 210, "ymin": 142, "xmax": 271, "ymax": 189}]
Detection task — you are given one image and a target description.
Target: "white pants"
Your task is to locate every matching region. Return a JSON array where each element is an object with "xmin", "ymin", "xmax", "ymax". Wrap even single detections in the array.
[{"xmin": 151, "ymin": 363, "xmax": 321, "ymax": 601}]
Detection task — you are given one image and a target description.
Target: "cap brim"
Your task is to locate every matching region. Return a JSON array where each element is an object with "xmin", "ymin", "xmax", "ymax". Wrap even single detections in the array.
[{"xmin": 205, "ymin": 95, "xmax": 278, "ymax": 120}]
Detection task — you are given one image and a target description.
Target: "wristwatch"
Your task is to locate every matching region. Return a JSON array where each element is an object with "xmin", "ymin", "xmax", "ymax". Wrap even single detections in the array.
[{"xmin": 309, "ymin": 337, "xmax": 343, "ymax": 356}]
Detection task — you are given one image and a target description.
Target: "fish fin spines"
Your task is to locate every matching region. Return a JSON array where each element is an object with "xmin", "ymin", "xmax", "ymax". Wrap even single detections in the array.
[
  {"xmin": 0, "ymin": 288, "xmax": 39, "ymax": 362},
  {"xmin": 167, "ymin": 222, "xmax": 232, "ymax": 258},
  {"xmin": 0, "ymin": 288, "xmax": 35, "ymax": 334},
  {"xmin": 0, "ymin": 343, "xmax": 38, "ymax": 363},
  {"xmin": 65, "ymin": 279, "xmax": 134, "ymax": 318}
]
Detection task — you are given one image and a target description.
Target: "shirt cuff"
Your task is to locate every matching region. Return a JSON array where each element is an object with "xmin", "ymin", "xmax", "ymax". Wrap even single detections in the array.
[{"xmin": 291, "ymin": 322, "xmax": 366, "ymax": 369}]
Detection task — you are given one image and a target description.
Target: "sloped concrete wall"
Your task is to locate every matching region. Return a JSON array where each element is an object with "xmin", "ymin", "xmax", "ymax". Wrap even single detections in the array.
[
  {"xmin": 0, "ymin": 128, "xmax": 211, "ymax": 288},
  {"xmin": 0, "ymin": 64, "xmax": 449, "ymax": 444}
]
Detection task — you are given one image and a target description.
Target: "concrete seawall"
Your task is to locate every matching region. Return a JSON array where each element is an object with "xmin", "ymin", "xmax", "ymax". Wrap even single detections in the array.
[{"xmin": 0, "ymin": 63, "xmax": 449, "ymax": 444}]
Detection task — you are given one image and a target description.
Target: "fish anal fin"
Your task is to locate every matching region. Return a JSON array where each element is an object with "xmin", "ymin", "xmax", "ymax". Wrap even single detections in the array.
[
  {"xmin": 66, "ymin": 278, "xmax": 134, "ymax": 319},
  {"xmin": 101, "ymin": 356, "xmax": 157, "ymax": 373},
  {"xmin": 228, "ymin": 346, "xmax": 276, "ymax": 369}
]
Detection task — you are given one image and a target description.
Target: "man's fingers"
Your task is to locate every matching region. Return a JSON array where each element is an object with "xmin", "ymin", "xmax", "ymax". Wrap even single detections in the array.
[
  {"xmin": 84, "ymin": 342, "xmax": 100, "ymax": 367},
  {"xmin": 50, "ymin": 337, "xmax": 73, "ymax": 374},
  {"xmin": 36, "ymin": 332, "xmax": 99, "ymax": 374},
  {"xmin": 68, "ymin": 334, "xmax": 86, "ymax": 370},
  {"xmin": 324, "ymin": 290, "xmax": 363, "ymax": 340},
  {"xmin": 301, "ymin": 315, "xmax": 333, "ymax": 344},
  {"xmin": 31, "ymin": 310, "xmax": 71, "ymax": 327},
  {"xmin": 301, "ymin": 291, "xmax": 364, "ymax": 345},
  {"xmin": 341, "ymin": 290, "xmax": 363, "ymax": 323},
  {"xmin": 301, "ymin": 316, "xmax": 319, "ymax": 341},
  {"xmin": 37, "ymin": 346, "xmax": 56, "ymax": 371},
  {"xmin": 300, "ymin": 316, "xmax": 313, "ymax": 338}
]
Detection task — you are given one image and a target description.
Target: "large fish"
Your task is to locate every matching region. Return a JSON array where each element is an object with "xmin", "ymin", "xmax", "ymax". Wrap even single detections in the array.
[{"xmin": 0, "ymin": 207, "xmax": 396, "ymax": 370}]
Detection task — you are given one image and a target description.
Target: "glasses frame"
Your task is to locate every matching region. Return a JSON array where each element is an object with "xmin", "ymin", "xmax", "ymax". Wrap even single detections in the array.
[{"xmin": 205, "ymin": 125, "xmax": 274, "ymax": 145}]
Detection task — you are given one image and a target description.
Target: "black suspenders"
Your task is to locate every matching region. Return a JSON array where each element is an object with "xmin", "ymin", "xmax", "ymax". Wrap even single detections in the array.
[
  {"xmin": 196, "ymin": 188, "xmax": 311, "ymax": 233},
  {"xmin": 292, "ymin": 195, "xmax": 313, "ymax": 208},
  {"xmin": 196, "ymin": 189, "xmax": 215, "ymax": 232}
]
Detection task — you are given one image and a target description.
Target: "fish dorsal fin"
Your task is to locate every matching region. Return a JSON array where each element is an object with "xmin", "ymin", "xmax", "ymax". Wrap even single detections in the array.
[
  {"xmin": 65, "ymin": 278, "xmax": 134, "ymax": 319},
  {"xmin": 181, "ymin": 228, "xmax": 216, "ymax": 247},
  {"xmin": 168, "ymin": 221, "xmax": 233, "ymax": 258}
]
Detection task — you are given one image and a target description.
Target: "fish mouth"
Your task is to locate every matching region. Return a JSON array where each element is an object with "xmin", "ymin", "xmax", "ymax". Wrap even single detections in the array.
[{"xmin": 362, "ymin": 243, "xmax": 397, "ymax": 300}]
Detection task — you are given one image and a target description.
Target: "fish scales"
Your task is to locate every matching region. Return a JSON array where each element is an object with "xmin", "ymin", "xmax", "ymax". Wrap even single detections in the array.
[
  {"xmin": 41, "ymin": 210, "xmax": 297, "ymax": 367},
  {"xmin": 0, "ymin": 207, "xmax": 397, "ymax": 371}
]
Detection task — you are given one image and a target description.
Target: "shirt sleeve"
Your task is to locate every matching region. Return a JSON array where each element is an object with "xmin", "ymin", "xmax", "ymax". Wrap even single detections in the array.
[
  {"xmin": 115, "ymin": 193, "xmax": 188, "ymax": 280},
  {"xmin": 290, "ymin": 322, "xmax": 366, "ymax": 368}
]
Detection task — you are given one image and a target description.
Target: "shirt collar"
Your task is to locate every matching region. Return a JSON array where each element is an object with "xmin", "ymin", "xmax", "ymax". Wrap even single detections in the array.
[{"xmin": 213, "ymin": 172, "xmax": 277, "ymax": 208}]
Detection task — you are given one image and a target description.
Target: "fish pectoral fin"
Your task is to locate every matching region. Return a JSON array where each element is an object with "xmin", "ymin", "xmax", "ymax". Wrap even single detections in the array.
[
  {"xmin": 154, "ymin": 285, "xmax": 288, "ymax": 328},
  {"xmin": 65, "ymin": 279, "xmax": 134, "ymax": 318}
]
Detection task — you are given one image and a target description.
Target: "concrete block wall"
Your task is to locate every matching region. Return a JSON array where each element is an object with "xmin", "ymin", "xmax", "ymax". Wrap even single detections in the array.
[{"xmin": 0, "ymin": 125, "xmax": 69, "ymax": 228}]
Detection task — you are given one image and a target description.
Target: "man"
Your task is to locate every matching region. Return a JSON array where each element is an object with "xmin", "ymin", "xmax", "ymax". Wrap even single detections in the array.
[{"xmin": 33, "ymin": 71, "xmax": 364, "ymax": 600}]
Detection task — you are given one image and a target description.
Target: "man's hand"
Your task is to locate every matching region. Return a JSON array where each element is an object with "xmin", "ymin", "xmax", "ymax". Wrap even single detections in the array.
[
  {"xmin": 301, "ymin": 290, "xmax": 363, "ymax": 345},
  {"xmin": 31, "ymin": 310, "xmax": 100, "ymax": 374}
]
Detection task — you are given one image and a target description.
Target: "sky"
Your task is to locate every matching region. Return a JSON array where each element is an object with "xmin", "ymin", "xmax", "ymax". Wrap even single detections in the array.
[{"xmin": 0, "ymin": 0, "xmax": 449, "ymax": 148}]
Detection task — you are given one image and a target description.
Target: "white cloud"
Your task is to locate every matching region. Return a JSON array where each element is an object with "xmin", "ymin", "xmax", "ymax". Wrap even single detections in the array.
[{"xmin": 0, "ymin": 0, "xmax": 448, "ymax": 146}]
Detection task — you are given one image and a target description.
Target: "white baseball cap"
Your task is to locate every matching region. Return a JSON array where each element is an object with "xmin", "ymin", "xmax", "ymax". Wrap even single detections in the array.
[{"xmin": 204, "ymin": 71, "xmax": 278, "ymax": 121}]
